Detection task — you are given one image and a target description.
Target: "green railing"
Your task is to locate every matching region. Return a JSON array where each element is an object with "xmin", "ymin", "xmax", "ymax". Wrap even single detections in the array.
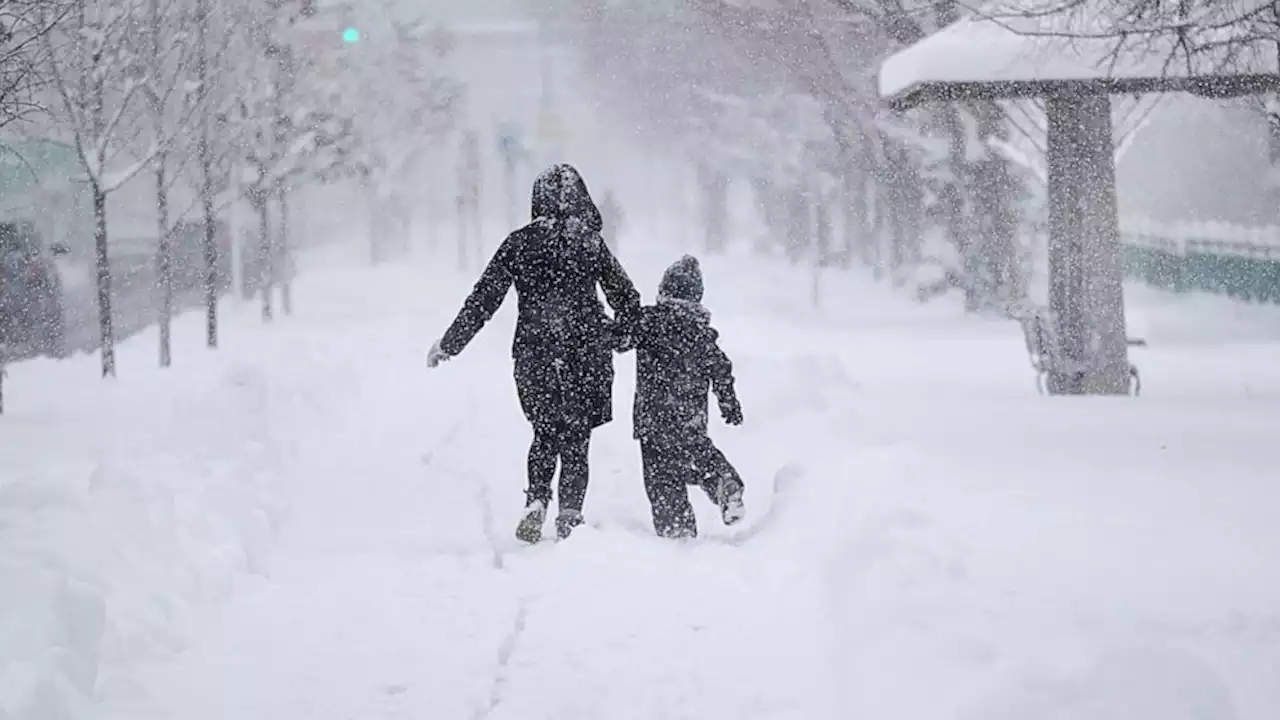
[{"xmin": 1120, "ymin": 221, "xmax": 1280, "ymax": 304}]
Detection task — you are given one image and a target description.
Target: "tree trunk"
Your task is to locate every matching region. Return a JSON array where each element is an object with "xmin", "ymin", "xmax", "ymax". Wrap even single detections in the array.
[
  {"xmin": 887, "ymin": 196, "xmax": 905, "ymax": 278},
  {"xmin": 196, "ymin": 0, "xmax": 218, "ymax": 349},
  {"xmin": 278, "ymin": 184, "xmax": 292, "ymax": 316},
  {"xmin": 201, "ymin": 179, "xmax": 218, "ymax": 347},
  {"xmin": 879, "ymin": 145, "xmax": 905, "ymax": 279},
  {"xmin": 455, "ymin": 194, "xmax": 465, "ymax": 271},
  {"xmin": 503, "ymin": 154, "xmax": 517, "ymax": 231},
  {"xmin": 935, "ymin": 0, "xmax": 977, "ymax": 309},
  {"xmin": 699, "ymin": 165, "xmax": 729, "ymax": 254},
  {"xmin": 783, "ymin": 185, "xmax": 809, "ymax": 264},
  {"xmin": 470, "ymin": 193, "xmax": 484, "ymax": 264},
  {"xmin": 812, "ymin": 192, "xmax": 828, "ymax": 308},
  {"xmin": 815, "ymin": 189, "xmax": 832, "ymax": 268},
  {"xmin": 749, "ymin": 176, "xmax": 777, "ymax": 255},
  {"xmin": 156, "ymin": 160, "xmax": 173, "ymax": 367},
  {"xmin": 93, "ymin": 182, "xmax": 116, "ymax": 377},
  {"xmin": 867, "ymin": 167, "xmax": 885, "ymax": 274},
  {"xmin": 843, "ymin": 168, "xmax": 867, "ymax": 270},
  {"xmin": 395, "ymin": 197, "xmax": 409, "ymax": 255},
  {"xmin": 896, "ymin": 145, "xmax": 925, "ymax": 282},
  {"xmin": 424, "ymin": 172, "xmax": 437, "ymax": 255},
  {"xmin": 368, "ymin": 175, "xmax": 382, "ymax": 265},
  {"xmin": 940, "ymin": 107, "xmax": 974, "ymax": 302},
  {"xmin": 256, "ymin": 192, "xmax": 273, "ymax": 322},
  {"xmin": 884, "ymin": 146, "xmax": 917, "ymax": 279},
  {"xmin": 974, "ymin": 155, "xmax": 1021, "ymax": 306}
]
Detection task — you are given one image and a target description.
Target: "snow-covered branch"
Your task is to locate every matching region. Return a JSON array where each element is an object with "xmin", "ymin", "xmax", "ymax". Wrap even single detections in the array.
[
  {"xmin": 0, "ymin": 0, "xmax": 71, "ymax": 128},
  {"xmin": 100, "ymin": 139, "xmax": 161, "ymax": 192},
  {"xmin": 973, "ymin": 0, "xmax": 1279, "ymax": 78},
  {"xmin": 94, "ymin": 75, "xmax": 144, "ymax": 162}
]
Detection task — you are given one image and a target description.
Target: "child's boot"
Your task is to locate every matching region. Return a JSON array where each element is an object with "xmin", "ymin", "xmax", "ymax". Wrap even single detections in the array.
[
  {"xmin": 717, "ymin": 478, "xmax": 745, "ymax": 526},
  {"xmin": 555, "ymin": 508, "xmax": 584, "ymax": 540}
]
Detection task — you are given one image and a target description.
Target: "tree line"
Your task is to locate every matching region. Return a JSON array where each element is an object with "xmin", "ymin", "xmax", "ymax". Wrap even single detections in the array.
[
  {"xmin": 0, "ymin": 0, "xmax": 463, "ymax": 381},
  {"xmin": 548, "ymin": 0, "xmax": 1278, "ymax": 312}
]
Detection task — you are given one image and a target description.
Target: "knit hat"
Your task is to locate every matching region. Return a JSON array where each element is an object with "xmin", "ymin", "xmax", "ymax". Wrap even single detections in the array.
[{"xmin": 658, "ymin": 254, "xmax": 704, "ymax": 303}]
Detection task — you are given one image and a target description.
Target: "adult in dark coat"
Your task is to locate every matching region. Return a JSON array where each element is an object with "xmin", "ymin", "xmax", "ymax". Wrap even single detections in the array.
[{"xmin": 427, "ymin": 163, "xmax": 641, "ymax": 542}]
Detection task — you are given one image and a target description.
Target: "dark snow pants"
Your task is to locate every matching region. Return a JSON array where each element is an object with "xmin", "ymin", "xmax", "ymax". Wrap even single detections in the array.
[
  {"xmin": 526, "ymin": 424, "xmax": 592, "ymax": 512},
  {"xmin": 639, "ymin": 432, "xmax": 743, "ymax": 539}
]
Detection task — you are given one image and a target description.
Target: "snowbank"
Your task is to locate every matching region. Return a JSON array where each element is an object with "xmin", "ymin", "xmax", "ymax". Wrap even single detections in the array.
[
  {"xmin": 0, "ymin": 373, "xmax": 284, "ymax": 720},
  {"xmin": 0, "ymin": 243, "xmax": 382, "ymax": 720},
  {"xmin": 703, "ymin": 251, "xmax": 1280, "ymax": 719}
]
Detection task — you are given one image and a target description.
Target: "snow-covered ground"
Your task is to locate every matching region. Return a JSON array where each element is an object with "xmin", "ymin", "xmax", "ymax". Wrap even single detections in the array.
[{"xmin": 3, "ymin": 230, "xmax": 1279, "ymax": 720}]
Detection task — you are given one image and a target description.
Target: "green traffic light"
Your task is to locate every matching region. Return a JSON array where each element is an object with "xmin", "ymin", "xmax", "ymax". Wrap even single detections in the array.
[{"xmin": 342, "ymin": 27, "xmax": 360, "ymax": 43}]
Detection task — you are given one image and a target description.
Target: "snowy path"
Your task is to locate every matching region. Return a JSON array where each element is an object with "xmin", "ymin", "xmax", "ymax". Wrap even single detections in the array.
[
  {"xmin": 79, "ymin": 252, "xmax": 848, "ymax": 720},
  {"xmin": 6, "ymin": 242, "xmax": 1280, "ymax": 720}
]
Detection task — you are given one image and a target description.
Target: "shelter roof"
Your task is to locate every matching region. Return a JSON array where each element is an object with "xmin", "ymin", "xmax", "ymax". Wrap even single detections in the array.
[{"xmin": 879, "ymin": 3, "xmax": 1280, "ymax": 109}]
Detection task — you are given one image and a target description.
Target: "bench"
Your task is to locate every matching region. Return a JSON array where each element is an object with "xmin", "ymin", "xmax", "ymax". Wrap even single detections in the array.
[{"xmin": 1013, "ymin": 304, "xmax": 1144, "ymax": 396}]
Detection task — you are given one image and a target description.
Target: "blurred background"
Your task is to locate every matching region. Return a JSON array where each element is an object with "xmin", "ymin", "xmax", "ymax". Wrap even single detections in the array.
[{"xmin": 3, "ymin": 0, "xmax": 1278, "ymax": 369}]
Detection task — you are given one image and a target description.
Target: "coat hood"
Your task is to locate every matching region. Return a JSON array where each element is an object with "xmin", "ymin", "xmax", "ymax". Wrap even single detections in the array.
[{"xmin": 531, "ymin": 163, "xmax": 602, "ymax": 235}]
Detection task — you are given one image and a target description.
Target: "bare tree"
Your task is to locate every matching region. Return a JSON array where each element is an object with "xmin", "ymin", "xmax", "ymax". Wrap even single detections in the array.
[
  {"xmin": 229, "ymin": 3, "xmax": 356, "ymax": 321},
  {"xmin": 0, "ymin": 0, "xmax": 72, "ymax": 410},
  {"xmin": 139, "ymin": 0, "xmax": 204, "ymax": 368},
  {"xmin": 42, "ymin": 0, "xmax": 160, "ymax": 378},
  {"xmin": 562, "ymin": 0, "xmax": 1043, "ymax": 308},
  {"xmin": 180, "ymin": 0, "xmax": 253, "ymax": 348},
  {"xmin": 138, "ymin": 0, "xmax": 246, "ymax": 364},
  {"xmin": 978, "ymin": 0, "xmax": 1274, "ymax": 50},
  {"xmin": 0, "ymin": 0, "xmax": 71, "ymax": 128},
  {"xmin": 194, "ymin": 0, "xmax": 219, "ymax": 348},
  {"xmin": 569, "ymin": 0, "xmax": 906, "ymax": 266}
]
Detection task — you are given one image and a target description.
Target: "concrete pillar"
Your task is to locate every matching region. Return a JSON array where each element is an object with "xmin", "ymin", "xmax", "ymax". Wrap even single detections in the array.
[{"xmin": 1045, "ymin": 92, "xmax": 1130, "ymax": 395}]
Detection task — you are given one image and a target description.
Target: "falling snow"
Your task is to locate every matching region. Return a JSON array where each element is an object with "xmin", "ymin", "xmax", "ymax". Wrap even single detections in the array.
[{"xmin": 3, "ymin": 1, "xmax": 1280, "ymax": 719}]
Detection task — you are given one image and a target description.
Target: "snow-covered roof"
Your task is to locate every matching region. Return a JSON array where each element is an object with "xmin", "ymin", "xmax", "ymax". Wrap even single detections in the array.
[{"xmin": 879, "ymin": 4, "xmax": 1280, "ymax": 109}]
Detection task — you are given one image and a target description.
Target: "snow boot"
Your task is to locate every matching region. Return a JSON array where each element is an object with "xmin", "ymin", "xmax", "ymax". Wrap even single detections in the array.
[
  {"xmin": 656, "ymin": 522, "xmax": 697, "ymax": 541},
  {"xmin": 717, "ymin": 479, "xmax": 745, "ymax": 526},
  {"xmin": 555, "ymin": 509, "xmax": 584, "ymax": 540},
  {"xmin": 515, "ymin": 499, "xmax": 547, "ymax": 544}
]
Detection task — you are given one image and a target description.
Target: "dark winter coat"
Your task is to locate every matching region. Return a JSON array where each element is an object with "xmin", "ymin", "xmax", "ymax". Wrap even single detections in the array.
[
  {"xmin": 438, "ymin": 164, "xmax": 641, "ymax": 433},
  {"xmin": 632, "ymin": 256, "xmax": 740, "ymax": 441}
]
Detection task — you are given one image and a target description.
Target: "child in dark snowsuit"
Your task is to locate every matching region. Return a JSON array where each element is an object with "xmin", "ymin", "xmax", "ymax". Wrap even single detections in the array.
[{"xmin": 628, "ymin": 255, "xmax": 745, "ymax": 539}]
